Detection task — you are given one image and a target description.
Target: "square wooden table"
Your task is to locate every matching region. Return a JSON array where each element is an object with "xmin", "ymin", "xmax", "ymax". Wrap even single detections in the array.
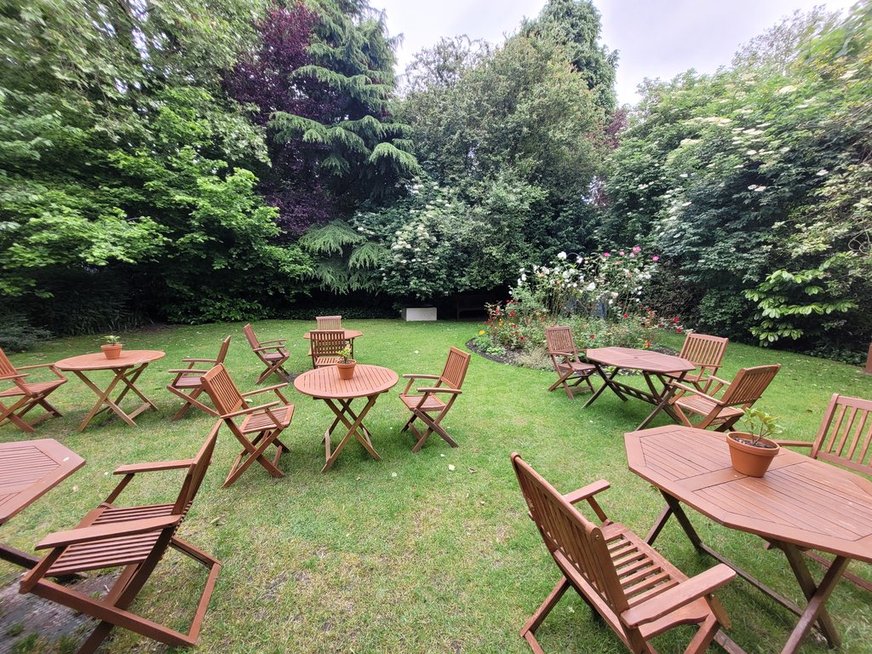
[
  {"xmin": 624, "ymin": 425, "xmax": 872, "ymax": 654},
  {"xmin": 294, "ymin": 364, "xmax": 398, "ymax": 472},
  {"xmin": 54, "ymin": 350, "xmax": 166, "ymax": 431},
  {"xmin": 0, "ymin": 439, "xmax": 85, "ymax": 569}
]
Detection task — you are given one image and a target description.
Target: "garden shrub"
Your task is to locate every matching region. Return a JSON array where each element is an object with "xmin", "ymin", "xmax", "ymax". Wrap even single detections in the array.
[{"xmin": 0, "ymin": 308, "xmax": 51, "ymax": 352}]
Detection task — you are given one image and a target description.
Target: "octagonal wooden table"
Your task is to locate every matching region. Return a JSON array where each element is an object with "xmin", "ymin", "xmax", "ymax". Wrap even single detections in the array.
[
  {"xmin": 584, "ymin": 346, "xmax": 694, "ymax": 428},
  {"xmin": 0, "ymin": 439, "xmax": 85, "ymax": 569},
  {"xmin": 294, "ymin": 364, "xmax": 398, "ymax": 472},
  {"xmin": 625, "ymin": 425, "xmax": 872, "ymax": 654},
  {"xmin": 55, "ymin": 350, "xmax": 165, "ymax": 431}
]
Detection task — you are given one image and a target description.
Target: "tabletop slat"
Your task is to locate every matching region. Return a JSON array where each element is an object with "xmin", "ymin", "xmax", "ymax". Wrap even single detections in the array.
[
  {"xmin": 294, "ymin": 364, "xmax": 399, "ymax": 399},
  {"xmin": 0, "ymin": 439, "xmax": 85, "ymax": 524}
]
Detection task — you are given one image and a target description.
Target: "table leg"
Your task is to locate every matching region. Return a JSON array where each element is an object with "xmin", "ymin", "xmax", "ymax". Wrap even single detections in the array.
[
  {"xmin": 637, "ymin": 371, "xmax": 686, "ymax": 429},
  {"xmin": 73, "ymin": 369, "xmax": 135, "ymax": 431},
  {"xmin": 321, "ymin": 396, "xmax": 381, "ymax": 472},
  {"xmin": 649, "ymin": 492, "xmax": 846, "ymax": 652},
  {"xmin": 113, "ymin": 364, "xmax": 158, "ymax": 416},
  {"xmin": 583, "ymin": 364, "xmax": 627, "ymax": 408},
  {"xmin": 779, "ymin": 544, "xmax": 846, "ymax": 652}
]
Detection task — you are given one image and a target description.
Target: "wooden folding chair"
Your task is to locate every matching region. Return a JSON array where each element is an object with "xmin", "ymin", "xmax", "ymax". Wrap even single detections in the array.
[
  {"xmin": 510, "ymin": 453, "xmax": 735, "ymax": 654},
  {"xmin": 400, "ymin": 347, "xmax": 470, "ymax": 452},
  {"xmin": 201, "ymin": 364, "xmax": 293, "ymax": 487},
  {"xmin": 310, "ymin": 329, "xmax": 348, "ymax": 368},
  {"xmin": 645, "ymin": 364, "xmax": 781, "ymax": 431},
  {"xmin": 0, "ymin": 347, "xmax": 67, "ymax": 432},
  {"xmin": 776, "ymin": 393, "xmax": 872, "ymax": 591},
  {"xmin": 316, "ymin": 315, "xmax": 342, "ymax": 329},
  {"xmin": 20, "ymin": 427, "xmax": 222, "ymax": 654},
  {"xmin": 544, "ymin": 326, "xmax": 596, "ymax": 399},
  {"xmin": 243, "ymin": 323, "xmax": 290, "ymax": 383},
  {"xmin": 167, "ymin": 336, "xmax": 231, "ymax": 420},
  {"xmin": 676, "ymin": 333, "xmax": 729, "ymax": 391}
]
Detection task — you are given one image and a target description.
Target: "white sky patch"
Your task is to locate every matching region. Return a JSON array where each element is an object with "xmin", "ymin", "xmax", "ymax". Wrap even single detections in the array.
[{"xmin": 370, "ymin": 0, "xmax": 857, "ymax": 105}]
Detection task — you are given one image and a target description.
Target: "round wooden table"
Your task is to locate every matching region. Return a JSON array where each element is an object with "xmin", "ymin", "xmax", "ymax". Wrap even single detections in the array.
[
  {"xmin": 583, "ymin": 346, "xmax": 694, "ymax": 429},
  {"xmin": 55, "ymin": 350, "xmax": 165, "ymax": 431},
  {"xmin": 294, "ymin": 364, "xmax": 398, "ymax": 472}
]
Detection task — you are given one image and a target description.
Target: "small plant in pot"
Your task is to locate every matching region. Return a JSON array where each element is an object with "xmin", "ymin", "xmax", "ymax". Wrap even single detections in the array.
[
  {"xmin": 336, "ymin": 344, "xmax": 356, "ymax": 380},
  {"xmin": 726, "ymin": 408, "xmax": 783, "ymax": 477},
  {"xmin": 101, "ymin": 335, "xmax": 123, "ymax": 360}
]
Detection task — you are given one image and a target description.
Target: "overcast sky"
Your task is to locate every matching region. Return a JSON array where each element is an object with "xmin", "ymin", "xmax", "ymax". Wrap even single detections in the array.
[{"xmin": 369, "ymin": 0, "xmax": 858, "ymax": 104}]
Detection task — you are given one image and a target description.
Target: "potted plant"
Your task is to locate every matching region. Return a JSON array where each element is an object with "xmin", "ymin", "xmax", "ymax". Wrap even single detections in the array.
[
  {"xmin": 336, "ymin": 344, "xmax": 356, "ymax": 380},
  {"xmin": 101, "ymin": 335, "xmax": 124, "ymax": 360},
  {"xmin": 726, "ymin": 408, "xmax": 783, "ymax": 477}
]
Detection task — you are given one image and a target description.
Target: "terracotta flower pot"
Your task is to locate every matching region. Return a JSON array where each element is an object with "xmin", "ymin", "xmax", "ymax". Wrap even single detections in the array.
[
  {"xmin": 101, "ymin": 343, "xmax": 123, "ymax": 360},
  {"xmin": 726, "ymin": 432, "xmax": 780, "ymax": 477},
  {"xmin": 337, "ymin": 360, "xmax": 356, "ymax": 380}
]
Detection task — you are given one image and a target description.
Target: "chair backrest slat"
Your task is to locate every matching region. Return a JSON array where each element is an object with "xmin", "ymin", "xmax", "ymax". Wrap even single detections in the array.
[
  {"xmin": 243, "ymin": 324, "xmax": 260, "ymax": 350},
  {"xmin": 173, "ymin": 422, "xmax": 220, "ymax": 515},
  {"xmin": 0, "ymin": 348, "xmax": 17, "ymax": 378},
  {"xmin": 511, "ymin": 454, "xmax": 629, "ymax": 613},
  {"xmin": 440, "ymin": 347, "xmax": 471, "ymax": 389},
  {"xmin": 311, "ymin": 330, "xmax": 347, "ymax": 357},
  {"xmin": 545, "ymin": 326, "xmax": 578, "ymax": 358},
  {"xmin": 201, "ymin": 364, "xmax": 245, "ymax": 415},
  {"xmin": 812, "ymin": 394, "xmax": 872, "ymax": 474},
  {"xmin": 316, "ymin": 315, "xmax": 342, "ymax": 330},
  {"xmin": 679, "ymin": 333, "xmax": 728, "ymax": 376},
  {"xmin": 720, "ymin": 364, "xmax": 780, "ymax": 407}
]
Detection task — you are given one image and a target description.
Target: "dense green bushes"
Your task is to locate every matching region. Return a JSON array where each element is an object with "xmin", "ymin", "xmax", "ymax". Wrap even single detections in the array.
[{"xmin": 0, "ymin": 1, "xmax": 867, "ymax": 362}]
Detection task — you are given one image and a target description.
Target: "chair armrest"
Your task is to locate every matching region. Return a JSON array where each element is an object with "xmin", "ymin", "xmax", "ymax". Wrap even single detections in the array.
[
  {"xmin": 258, "ymin": 339, "xmax": 286, "ymax": 345},
  {"xmin": 223, "ymin": 401, "xmax": 280, "ymax": 419},
  {"xmin": 253, "ymin": 345, "xmax": 285, "ymax": 353},
  {"xmin": 563, "ymin": 480, "xmax": 610, "ymax": 505},
  {"xmin": 669, "ymin": 382, "xmax": 724, "ymax": 405},
  {"xmin": 0, "ymin": 372, "xmax": 27, "ymax": 381},
  {"xmin": 182, "ymin": 357, "xmax": 219, "ymax": 363},
  {"xmin": 167, "ymin": 369, "xmax": 209, "ymax": 375},
  {"xmin": 35, "ymin": 515, "xmax": 181, "ymax": 550},
  {"xmin": 621, "ymin": 564, "xmax": 736, "ymax": 627},
  {"xmin": 242, "ymin": 383, "xmax": 289, "ymax": 397},
  {"xmin": 16, "ymin": 363, "xmax": 53, "ymax": 371},
  {"xmin": 114, "ymin": 459, "xmax": 194, "ymax": 475},
  {"xmin": 415, "ymin": 387, "xmax": 461, "ymax": 395},
  {"xmin": 548, "ymin": 350, "xmax": 573, "ymax": 357},
  {"xmin": 402, "ymin": 373, "xmax": 440, "ymax": 380},
  {"xmin": 773, "ymin": 440, "xmax": 813, "ymax": 449}
]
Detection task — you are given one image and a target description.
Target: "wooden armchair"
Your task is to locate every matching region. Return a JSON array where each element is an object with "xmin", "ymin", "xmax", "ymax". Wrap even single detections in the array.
[
  {"xmin": 400, "ymin": 346, "xmax": 470, "ymax": 452},
  {"xmin": 646, "ymin": 364, "xmax": 781, "ymax": 431},
  {"xmin": 310, "ymin": 329, "xmax": 348, "ymax": 369},
  {"xmin": 20, "ymin": 427, "xmax": 221, "ymax": 653},
  {"xmin": 167, "ymin": 336, "xmax": 231, "ymax": 420},
  {"xmin": 676, "ymin": 333, "xmax": 729, "ymax": 391},
  {"xmin": 544, "ymin": 326, "xmax": 596, "ymax": 399},
  {"xmin": 511, "ymin": 453, "xmax": 735, "ymax": 654},
  {"xmin": 243, "ymin": 323, "xmax": 290, "ymax": 383},
  {"xmin": 201, "ymin": 364, "xmax": 293, "ymax": 487},
  {"xmin": 776, "ymin": 393, "xmax": 872, "ymax": 591},
  {"xmin": 0, "ymin": 347, "xmax": 67, "ymax": 432}
]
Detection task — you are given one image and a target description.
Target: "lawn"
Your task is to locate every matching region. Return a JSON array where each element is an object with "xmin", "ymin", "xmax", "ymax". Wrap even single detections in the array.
[{"xmin": 2, "ymin": 320, "xmax": 871, "ymax": 654}]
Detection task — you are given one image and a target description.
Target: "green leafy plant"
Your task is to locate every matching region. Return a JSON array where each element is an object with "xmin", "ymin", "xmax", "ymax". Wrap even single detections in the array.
[
  {"xmin": 103, "ymin": 334, "xmax": 122, "ymax": 345},
  {"xmin": 737, "ymin": 407, "xmax": 784, "ymax": 446},
  {"xmin": 337, "ymin": 344, "xmax": 353, "ymax": 364}
]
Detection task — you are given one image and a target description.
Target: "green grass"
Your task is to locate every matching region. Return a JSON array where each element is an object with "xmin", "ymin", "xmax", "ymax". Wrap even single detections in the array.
[{"xmin": 2, "ymin": 320, "xmax": 871, "ymax": 654}]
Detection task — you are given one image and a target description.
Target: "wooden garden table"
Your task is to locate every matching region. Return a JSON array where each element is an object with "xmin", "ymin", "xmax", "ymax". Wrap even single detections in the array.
[
  {"xmin": 55, "ymin": 350, "xmax": 165, "ymax": 431},
  {"xmin": 624, "ymin": 425, "xmax": 872, "ymax": 654},
  {"xmin": 583, "ymin": 346, "xmax": 694, "ymax": 428},
  {"xmin": 294, "ymin": 364, "xmax": 397, "ymax": 472},
  {"xmin": 0, "ymin": 439, "xmax": 85, "ymax": 569}
]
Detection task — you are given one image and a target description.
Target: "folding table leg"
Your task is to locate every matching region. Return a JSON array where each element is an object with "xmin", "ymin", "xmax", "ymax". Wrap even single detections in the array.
[
  {"xmin": 74, "ymin": 370, "xmax": 135, "ymax": 430},
  {"xmin": 583, "ymin": 364, "xmax": 627, "ymax": 408},
  {"xmin": 321, "ymin": 396, "xmax": 380, "ymax": 472},
  {"xmin": 780, "ymin": 544, "xmax": 846, "ymax": 652}
]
